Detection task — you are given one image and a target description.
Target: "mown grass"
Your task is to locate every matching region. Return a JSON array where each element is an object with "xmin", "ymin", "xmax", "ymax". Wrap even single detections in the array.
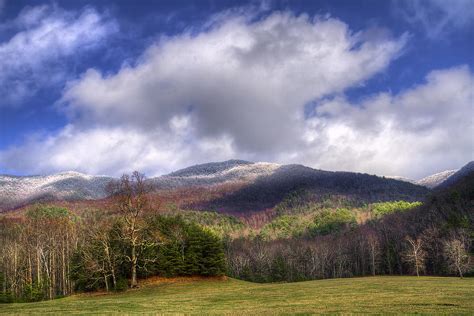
[{"xmin": 1, "ymin": 276, "xmax": 473, "ymax": 315}]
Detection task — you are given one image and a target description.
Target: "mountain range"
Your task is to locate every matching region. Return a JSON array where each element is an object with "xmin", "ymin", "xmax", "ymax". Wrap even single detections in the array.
[{"xmin": 0, "ymin": 160, "xmax": 471, "ymax": 212}]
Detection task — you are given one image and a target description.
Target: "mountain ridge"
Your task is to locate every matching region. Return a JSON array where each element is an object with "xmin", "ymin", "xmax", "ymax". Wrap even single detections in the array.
[{"xmin": 1, "ymin": 160, "xmax": 471, "ymax": 212}]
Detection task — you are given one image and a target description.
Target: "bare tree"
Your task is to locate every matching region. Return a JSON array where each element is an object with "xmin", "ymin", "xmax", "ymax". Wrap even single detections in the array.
[
  {"xmin": 444, "ymin": 235, "xmax": 471, "ymax": 278},
  {"xmin": 109, "ymin": 171, "xmax": 153, "ymax": 288},
  {"xmin": 108, "ymin": 171, "xmax": 151, "ymax": 288},
  {"xmin": 79, "ymin": 211, "xmax": 120, "ymax": 291},
  {"xmin": 403, "ymin": 236, "xmax": 426, "ymax": 277},
  {"xmin": 367, "ymin": 233, "xmax": 380, "ymax": 276}
]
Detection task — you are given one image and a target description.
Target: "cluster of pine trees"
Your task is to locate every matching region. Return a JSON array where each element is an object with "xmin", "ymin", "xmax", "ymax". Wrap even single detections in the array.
[{"xmin": 70, "ymin": 213, "xmax": 225, "ymax": 293}]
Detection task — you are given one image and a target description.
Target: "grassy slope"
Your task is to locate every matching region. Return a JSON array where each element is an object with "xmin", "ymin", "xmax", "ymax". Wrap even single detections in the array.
[{"xmin": 1, "ymin": 276, "xmax": 473, "ymax": 315}]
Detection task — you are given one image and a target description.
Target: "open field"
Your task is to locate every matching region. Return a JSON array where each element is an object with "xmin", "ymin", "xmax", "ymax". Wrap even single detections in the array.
[{"xmin": 1, "ymin": 276, "xmax": 473, "ymax": 315}]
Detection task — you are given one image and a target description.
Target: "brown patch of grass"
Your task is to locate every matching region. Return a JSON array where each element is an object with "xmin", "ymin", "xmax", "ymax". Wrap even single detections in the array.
[{"xmin": 139, "ymin": 275, "xmax": 228, "ymax": 287}]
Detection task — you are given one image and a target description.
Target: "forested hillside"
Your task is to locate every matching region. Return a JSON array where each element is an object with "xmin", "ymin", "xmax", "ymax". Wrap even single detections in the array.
[
  {"xmin": 191, "ymin": 164, "xmax": 430, "ymax": 213},
  {"xmin": 226, "ymin": 170, "xmax": 473, "ymax": 282}
]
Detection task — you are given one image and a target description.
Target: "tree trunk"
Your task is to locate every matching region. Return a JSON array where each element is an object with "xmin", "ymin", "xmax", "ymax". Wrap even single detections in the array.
[
  {"xmin": 131, "ymin": 244, "xmax": 137, "ymax": 288},
  {"xmin": 36, "ymin": 248, "xmax": 41, "ymax": 286},
  {"xmin": 104, "ymin": 274, "xmax": 109, "ymax": 292},
  {"xmin": 104, "ymin": 245, "xmax": 117, "ymax": 290},
  {"xmin": 457, "ymin": 258, "xmax": 463, "ymax": 278}
]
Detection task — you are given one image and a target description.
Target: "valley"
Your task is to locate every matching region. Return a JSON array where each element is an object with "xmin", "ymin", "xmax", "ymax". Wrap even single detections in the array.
[
  {"xmin": 1, "ymin": 160, "xmax": 472, "ymax": 308},
  {"xmin": 1, "ymin": 1, "xmax": 472, "ymax": 313}
]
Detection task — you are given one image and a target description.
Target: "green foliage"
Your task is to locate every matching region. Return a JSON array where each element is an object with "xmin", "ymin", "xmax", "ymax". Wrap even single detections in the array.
[
  {"xmin": 22, "ymin": 283, "xmax": 46, "ymax": 302},
  {"xmin": 70, "ymin": 251, "xmax": 103, "ymax": 292},
  {"xmin": 259, "ymin": 192, "xmax": 364, "ymax": 240},
  {"xmin": 309, "ymin": 208, "xmax": 356, "ymax": 236},
  {"xmin": 274, "ymin": 191, "xmax": 361, "ymax": 217},
  {"xmin": 445, "ymin": 211, "xmax": 471, "ymax": 229},
  {"xmin": 0, "ymin": 292, "xmax": 14, "ymax": 304},
  {"xmin": 371, "ymin": 201, "xmax": 422, "ymax": 218},
  {"xmin": 177, "ymin": 210, "xmax": 245, "ymax": 238},
  {"xmin": 114, "ymin": 278, "xmax": 129, "ymax": 292},
  {"xmin": 26, "ymin": 204, "xmax": 71, "ymax": 219},
  {"xmin": 260, "ymin": 207, "xmax": 357, "ymax": 239},
  {"xmin": 146, "ymin": 215, "xmax": 226, "ymax": 277},
  {"xmin": 260, "ymin": 215, "xmax": 310, "ymax": 239}
]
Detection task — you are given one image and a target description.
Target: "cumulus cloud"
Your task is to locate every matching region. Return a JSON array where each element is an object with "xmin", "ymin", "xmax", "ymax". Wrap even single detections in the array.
[
  {"xmin": 0, "ymin": 123, "xmax": 238, "ymax": 176},
  {"xmin": 300, "ymin": 65, "xmax": 474, "ymax": 178},
  {"xmin": 61, "ymin": 11, "xmax": 407, "ymax": 154},
  {"xmin": 395, "ymin": 0, "xmax": 474, "ymax": 39},
  {"xmin": 2, "ymin": 9, "xmax": 471, "ymax": 179},
  {"xmin": 0, "ymin": 4, "xmax": 117, "ymax": 106}
]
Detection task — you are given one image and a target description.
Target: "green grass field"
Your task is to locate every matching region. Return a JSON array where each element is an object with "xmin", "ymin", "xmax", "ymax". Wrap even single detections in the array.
[{"xmin": 1, "ymin": 276, "xmax": 473, "ymax": 315}]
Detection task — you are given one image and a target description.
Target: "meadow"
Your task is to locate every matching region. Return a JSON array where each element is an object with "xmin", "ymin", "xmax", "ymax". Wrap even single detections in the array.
[{"xmin": 1, "ymin": 276, "xmax": 473, "ymax": 315}]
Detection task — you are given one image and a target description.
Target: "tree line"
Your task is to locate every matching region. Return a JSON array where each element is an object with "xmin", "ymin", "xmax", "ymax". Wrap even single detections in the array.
[{"xmin": 226, "ymin": 224, "xmax": 471, "ymax": 283}]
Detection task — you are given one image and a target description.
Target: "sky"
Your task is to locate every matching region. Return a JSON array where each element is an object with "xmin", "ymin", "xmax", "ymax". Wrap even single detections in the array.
[{"xmin": 0, "ymin": 0, "xmax": 472, "ymax": 179}]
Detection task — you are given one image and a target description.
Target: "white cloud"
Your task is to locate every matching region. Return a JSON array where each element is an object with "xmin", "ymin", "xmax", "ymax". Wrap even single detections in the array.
[
  {"xmin": 0, "ymin": 124, "xmax": 237, "ymax": 177},
  {"xmin": 3, "ymin": 9, "xmax": 471, "ymax": 179},
  {"xmin": 0, "ymin": 5, "xmax": 117, "ymax": 106},
  {"xmin": 61, "ymin": 11, "xmax": 407, "ymax": 154},
  {"xmin": 300, "ymin": 66, "xmax": 474, "ymax": 179}
]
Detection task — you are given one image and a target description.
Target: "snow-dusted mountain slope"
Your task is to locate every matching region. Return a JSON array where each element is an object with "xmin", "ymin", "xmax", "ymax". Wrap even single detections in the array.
[
  {"xmin": 4, "ymin": 159, "xmax": 468, "ymax": 212},
  {"xmin": 0, "ymin": 161, "xmax": 282, "ymax": 211},
  {"xmin": 436, "ymin": 161, "xmax": 474, "ymax": 189},
  {"xmin": 416, "ymin": 170, "xmax": 458, "ymax": 188},
  {"xmin": 0, "ymin": 171, "xmax": 114, "ymax": 211},
  {"xmin": 151, "ymin": 160, "xmax": 282, "ymax": 188}
]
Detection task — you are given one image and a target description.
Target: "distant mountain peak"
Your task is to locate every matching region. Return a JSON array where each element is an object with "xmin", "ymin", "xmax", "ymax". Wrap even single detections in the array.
[
  {"xmin": 167, "ymin": 159, "xmax": 254, "ymax": 177},
  {"xmin": 0, "ymin": 172, "xmax": 114, "ymax": 211},
  {"xmin": 414, "ymin": 161, "xmax": 474, "ymax": 189},
  {"xmin": 436, "ymin": 161, "xmax": 474, "ymax": 189},
  {"xmin": 416, "ymin": 169, "xmax": 458, "ymax": 188}
]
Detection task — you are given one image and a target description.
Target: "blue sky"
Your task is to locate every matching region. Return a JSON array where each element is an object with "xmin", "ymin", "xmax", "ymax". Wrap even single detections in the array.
[{"xmin": 0, "ymin": 0, "xmax": 473, "ymax": 178}]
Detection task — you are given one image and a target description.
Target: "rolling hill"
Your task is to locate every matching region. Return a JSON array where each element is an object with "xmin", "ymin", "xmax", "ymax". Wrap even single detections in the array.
[
  {"xmin": 0, "ymin": 172, "xmax": 113, "ymax": 211},
  {"xmin": 195, "ymin": 163, "xmax": 430, "ymax": 213},
  {"xmin": 151, "ymin": 160, "xmax": 281, "ymax": 189}
]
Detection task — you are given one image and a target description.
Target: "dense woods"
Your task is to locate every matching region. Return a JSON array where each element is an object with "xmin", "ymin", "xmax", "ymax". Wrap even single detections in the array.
[
  {"xmin": 1, "ymin": 171, "xmax": 472, "ymax": 303},
  {"xmin": 0, "ymin": 205, "xmax": 77, "ymax": 301}
]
